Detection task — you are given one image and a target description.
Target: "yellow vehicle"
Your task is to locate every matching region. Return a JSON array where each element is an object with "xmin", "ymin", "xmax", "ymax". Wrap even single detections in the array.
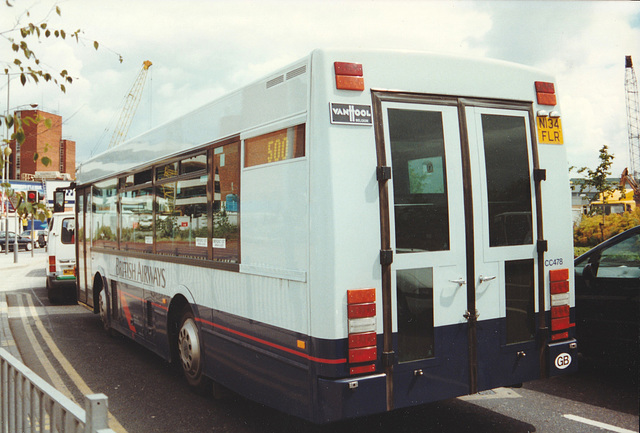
[{"xmin": 590, "ymin": 188, "xmax": 636, "ymax": 215}]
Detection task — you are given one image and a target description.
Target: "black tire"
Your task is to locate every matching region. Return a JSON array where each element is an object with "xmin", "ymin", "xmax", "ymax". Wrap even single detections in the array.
[
  {"xmin": 46, "ymin": 278, "xmax": 60, "ymax": 304},
  {"xmin": 177, "ymin": 308, "xmax": 210, "ymax": 393},
  {"xmin": 98, "ymin": 288, "xmax": 115, "ymax": 336}
]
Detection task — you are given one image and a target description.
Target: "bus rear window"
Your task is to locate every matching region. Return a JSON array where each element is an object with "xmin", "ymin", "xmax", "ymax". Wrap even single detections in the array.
[{"xmin": 61, "ymin": 218, "xmax": 75, "ymax": 244}]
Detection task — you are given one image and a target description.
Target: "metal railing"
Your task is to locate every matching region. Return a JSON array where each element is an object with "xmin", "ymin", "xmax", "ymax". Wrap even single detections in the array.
[{"xmin": 0, "ymin": 348, "xmax": 115, "ymax": 433}]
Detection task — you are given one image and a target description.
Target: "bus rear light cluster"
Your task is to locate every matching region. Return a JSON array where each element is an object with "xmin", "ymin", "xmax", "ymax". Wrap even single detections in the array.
[
  {"xmin": 335, "ymin": 62, "xmax": 364, "ymax": 91},
  {"xmin": 347, "ymin": 288, "xmax": 377, "ymax": 375},
  {"xmin": 549, "ymin": 269, "xmax": 574, "ymax": 340},
  {"xmin": 48, "ymin": 256, "xmax": 56, "ymax": 273},
  {"xmin": 535, "ymin": 81, "xmax": 557, "ymax": 106}
]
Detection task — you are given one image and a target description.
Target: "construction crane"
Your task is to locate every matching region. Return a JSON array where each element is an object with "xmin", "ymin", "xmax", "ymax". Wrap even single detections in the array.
[
  {"xmin": 624, "ymin": 55, "xmax": 640, "ymax": 181},
  {"xmin": 620, "ymin": 168, "xmax": 640, "ymax": 206},
  {"xmin": 108, "ymin": 60, "xmax": 153, "ymax": 149}
]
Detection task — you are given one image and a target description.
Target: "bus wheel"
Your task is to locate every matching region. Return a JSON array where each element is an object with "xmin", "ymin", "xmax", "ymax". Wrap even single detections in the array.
[
  {"xmin": 178, "ymin": 309, "xmax": 209, "ymax": 392},
  {"xmin": 99, "ymin": 289, "xmax": 111, "ymax": 333}
]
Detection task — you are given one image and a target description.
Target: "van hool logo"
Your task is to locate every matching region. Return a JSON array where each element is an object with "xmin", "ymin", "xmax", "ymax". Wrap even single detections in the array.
[
  {"xmin": 330, "ymin": 103, "xmax": 373, "ymax": 125},
  {"xmin": 115, "ymin": 258, "xmax": 166, "ymax": 288}
]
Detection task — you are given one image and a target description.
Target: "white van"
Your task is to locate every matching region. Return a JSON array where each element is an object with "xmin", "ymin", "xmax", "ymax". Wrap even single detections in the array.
[{"xmin": 46, "ymin": 211, "xmax": 76, "ymax": 303}]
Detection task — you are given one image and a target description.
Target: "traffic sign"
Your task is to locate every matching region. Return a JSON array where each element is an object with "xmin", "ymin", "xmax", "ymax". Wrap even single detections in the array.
[{"xmin": 8, "ymin": 193, "xmax": 21, "ymax": 210}]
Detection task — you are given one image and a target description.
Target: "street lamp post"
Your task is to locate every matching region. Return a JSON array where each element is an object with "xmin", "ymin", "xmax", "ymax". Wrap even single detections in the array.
[
  {"xmin": 3, "ymin": 74, "xmax": 9, "ymax": 256},
  {"xmin": 3, "ymin": 72, "xmax": 39, "ymax": 261}
]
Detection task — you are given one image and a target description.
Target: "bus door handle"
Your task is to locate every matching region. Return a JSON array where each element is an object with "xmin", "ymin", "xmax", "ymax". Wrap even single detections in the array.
[
  {"xmin": 479, "ymin": 275, "xmax": 496, "ymax": 283},
  {"xmin": 449, "ymin": 278, "xmax": 466, "ymax": 286}
]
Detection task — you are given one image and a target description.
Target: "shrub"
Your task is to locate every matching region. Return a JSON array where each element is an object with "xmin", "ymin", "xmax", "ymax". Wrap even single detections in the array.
[{"xmin": 573, "ymin": 207, "xmax": 640, "ymax": 248}]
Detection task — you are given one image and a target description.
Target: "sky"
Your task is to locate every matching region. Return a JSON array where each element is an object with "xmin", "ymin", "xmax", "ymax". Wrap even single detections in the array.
[{"xmin": 1, "ymin": 0, "xmax": 639, "ymax": 177}]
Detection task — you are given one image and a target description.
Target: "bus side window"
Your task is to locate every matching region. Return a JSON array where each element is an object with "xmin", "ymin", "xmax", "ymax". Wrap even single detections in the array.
[{"xmin": 212, "ymin": 141, "xmax": 240, "ymax": 263}]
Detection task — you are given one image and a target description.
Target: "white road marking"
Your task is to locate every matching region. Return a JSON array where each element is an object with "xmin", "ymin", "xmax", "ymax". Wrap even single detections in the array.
[
  {"xmin": 563, "ymin": 414, "xmax": 637, "ymax": 433},
  {"xmin": 458, "ymin": 387, "xmax": 522, "ymax": 401},
  {"xmin": 8, "ymin": 305, "xmax": 88, "ymax": 318},
  {"xmin": 18, "ymin": 294, "xmax": 128, "ymax": 433},
  {"xmin": 15, "ymin": 295, "xmax": 74, "ymax": 398}
]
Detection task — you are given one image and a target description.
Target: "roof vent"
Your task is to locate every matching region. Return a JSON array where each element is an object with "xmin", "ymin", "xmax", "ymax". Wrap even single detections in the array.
[
  {"xmin": 266, "ymin": 75, "xmax": 284, "ymax": 89},
  {"xmin": 286, "ymin": 65, "xmax": 306, "ymax": 80}
]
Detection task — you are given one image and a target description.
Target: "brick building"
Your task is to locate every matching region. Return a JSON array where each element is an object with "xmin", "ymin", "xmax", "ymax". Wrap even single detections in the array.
[{"xmin": 8, "ymin": 109, "xmax": 75, "ymax": 181}]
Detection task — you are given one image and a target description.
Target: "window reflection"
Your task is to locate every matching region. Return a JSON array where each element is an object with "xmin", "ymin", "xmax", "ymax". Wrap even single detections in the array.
[
  {"xmin": 397, "ymin": 268, "xmax": 435, "ymax": 362},
  {"xmin": 212, "ymin": 142, "xmax": 240, "ymax": 263},
  {"xmin": 481, "ymin": 114, "xmax": 533, "ymax": 247},
  {"xmin": 156, "ymin": 178, "xmax": 208, "ymax": 258},
  {"xmin": 505, "ymin": 259, "xmax": 535, "ymax": 344},
  {"xmin": 120, "ymin": 187, "xmax": 154, "ymax": 253},
  {"xmin": 388, "ymin": 108, "xmax": 450, "ymax": 252},
  {"xmin": 92, "ymin": 179, "xmax": 118, "ymax": 249}
]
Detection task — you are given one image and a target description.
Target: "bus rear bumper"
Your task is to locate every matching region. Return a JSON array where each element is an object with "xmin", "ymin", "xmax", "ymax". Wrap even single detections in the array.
[
  {"xmin": 317, "ymin": 373, "xmax": 387, "ymax": 423},
  {"xmin": 547, "ymin": 338, "xmax": 578, "ymax": 376}
]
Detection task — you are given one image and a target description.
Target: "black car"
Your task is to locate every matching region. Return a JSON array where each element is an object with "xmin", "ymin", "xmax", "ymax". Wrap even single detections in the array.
[
  {"xmin": 0, "ymin": 231, "xmax": 34, "ymax": 251},
  {"xmin": 574, "ymin": 225, "xmax": 640, "ymax": 364}
]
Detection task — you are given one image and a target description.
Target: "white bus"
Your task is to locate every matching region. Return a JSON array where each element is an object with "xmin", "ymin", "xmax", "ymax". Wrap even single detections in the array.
[{"xmin": 75, "ymin": 49, "xmax": 577, "ymax": 423}]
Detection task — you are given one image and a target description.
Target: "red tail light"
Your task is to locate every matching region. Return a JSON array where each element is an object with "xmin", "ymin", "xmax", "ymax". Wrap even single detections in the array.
[
  {"xmin": 551, "ymin": 305, "xmax": 570, "ymax": 318},
  {"xmin": 348, "ymin": 303, "xmax": 376, "ymax": 319},
  {"xmin": 348, "ymin": 332, "xmax": 376, "ymax": 348},
  {"xmin": 549, "ymin": 268, "xmax": 574, "ymax": 340},
  {"xmin": 348, "ymin": 288, "xmax": 375, "ymax": 304},
  {"xmin": 335, "ymin": 62, "xmax": 364, "ymax": 91},
  {"xmin": 48, "ymin": 256, "xmax": 56, "ymax": 273},
  {"xmin": 550, "ymin": 280, "xmax": 569, "ymax": 294},
  {"xmin": 535, "ymin": 81, "xmax": 557, "ymax": 106},
  {"xmin": 347, "ymin": 288, "xmax": 377, "ymax": 375},
  {"xmin": 349, "ymin": 346, "xmax": 377, "ymax": 363}
]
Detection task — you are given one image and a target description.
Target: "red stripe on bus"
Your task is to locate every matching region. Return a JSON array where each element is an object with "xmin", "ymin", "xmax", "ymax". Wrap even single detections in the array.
[
  {"xmin": 119, "ymin": 291, "xmax": 137, "ymax": 334},
  {"xmin": 116, "ymin": 288, "xmax": 346, "ymax": 365},
  {"xmin": 197, "ymin": 317, "xmax": 347, "ymax": 365}
]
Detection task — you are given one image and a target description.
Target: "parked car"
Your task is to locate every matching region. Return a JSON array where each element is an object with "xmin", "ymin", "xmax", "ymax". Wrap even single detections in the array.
[
  {"xmin": 574, "ymin": 225, "xmax": 640, "ymax": 364},
  {"xmin": 0, "ymin": 231, "xmax": 33, "ymax": 251},
  {"xmin": 46, "ymin": 212, "xmax": 76, "ymax": 303},
  {"xmin": 20, "ymin": 229, "xmax": 48, "ymax": 248}
]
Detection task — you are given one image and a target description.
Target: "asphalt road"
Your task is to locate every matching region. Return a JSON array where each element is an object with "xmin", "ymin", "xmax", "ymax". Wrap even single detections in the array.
[{"xmin": 2, "ymin": 249, "xmax": 638, "ymax": 433}]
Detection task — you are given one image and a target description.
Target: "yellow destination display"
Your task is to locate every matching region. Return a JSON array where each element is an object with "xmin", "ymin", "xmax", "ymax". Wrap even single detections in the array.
[{"xmin": 536, "ymin": 116, "xmax": 563, "ymax": 144}]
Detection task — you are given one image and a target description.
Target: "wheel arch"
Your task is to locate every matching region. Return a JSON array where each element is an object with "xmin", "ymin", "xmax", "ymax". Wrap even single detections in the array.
[
  {"xmin": 92, "ymin": 271, "xmax": 108, "ymax": 313},
  {"xmin": 166, "ymin": 287, "xmax": 198, "ymax": 364}
]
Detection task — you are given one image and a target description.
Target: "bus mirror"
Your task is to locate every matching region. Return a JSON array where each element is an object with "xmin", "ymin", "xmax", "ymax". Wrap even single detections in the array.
[{"xmin": 54, "ymin": 190, "xmax": 66, "ymax": 213}]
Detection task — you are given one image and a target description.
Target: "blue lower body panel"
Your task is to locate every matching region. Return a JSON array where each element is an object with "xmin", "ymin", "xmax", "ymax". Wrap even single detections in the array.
[{"xmin": 317, "ymin": 374, "xmax": 387, "ymax": 423}]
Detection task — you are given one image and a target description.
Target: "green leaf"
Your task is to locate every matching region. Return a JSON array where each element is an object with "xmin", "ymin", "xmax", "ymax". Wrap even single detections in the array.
[
  {"xmin": 56, "ymin": 6, "xmax": 61, "ymax": 16},
  {"xmin": 94, "ymin": 40, "xmax": 99, "ymax": 50},
  {"xmin": 44, "ymin": 118, "xmax": 52, "ymax": 128},
  {"xmin": 33, "ymin": 152, "xmax": 39, "ymax": 162},
  {"xmin": 41, "ymin": 156, "xmax": 52, "ymax": 167},
  {"xmin": 20, "ymin": 73, "xmax": 26, "ymax": 85}
]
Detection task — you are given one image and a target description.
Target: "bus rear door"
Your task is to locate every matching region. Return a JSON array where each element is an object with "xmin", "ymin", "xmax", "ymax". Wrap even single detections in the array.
[{"xmin": 373, "ymin": 93, "xmax": 540, "ymax": 407}]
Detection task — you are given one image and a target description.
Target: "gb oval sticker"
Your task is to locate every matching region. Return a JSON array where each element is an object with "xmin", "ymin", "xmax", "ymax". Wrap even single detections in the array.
[{"xmin": 555, "ymin": 353, "xmax": 572, "ymax": 370}]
